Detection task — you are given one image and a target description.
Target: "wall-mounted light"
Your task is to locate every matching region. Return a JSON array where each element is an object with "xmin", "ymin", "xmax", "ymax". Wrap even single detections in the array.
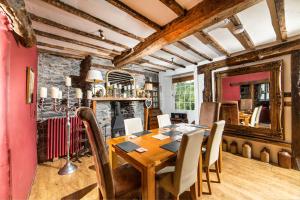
[{"xmin": 98, "ymin": 29, "xmax": 105, "ymax": 40}]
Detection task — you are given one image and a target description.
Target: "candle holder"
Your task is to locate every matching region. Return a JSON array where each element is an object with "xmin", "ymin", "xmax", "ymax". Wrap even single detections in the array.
[{"xmin": 38, "ymin": 86, "xmax": 84, "ymax": 175}]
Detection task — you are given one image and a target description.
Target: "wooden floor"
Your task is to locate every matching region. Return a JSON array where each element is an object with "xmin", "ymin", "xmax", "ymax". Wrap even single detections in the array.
[{"xmin": 29, "ymin": 152, "xmax": 300, "ymax": 200}]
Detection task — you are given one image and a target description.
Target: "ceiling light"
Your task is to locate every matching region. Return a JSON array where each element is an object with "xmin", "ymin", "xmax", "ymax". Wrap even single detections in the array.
[{"xmin": 98, "ymin": 29, "xmax": 105, "ymax": 40}]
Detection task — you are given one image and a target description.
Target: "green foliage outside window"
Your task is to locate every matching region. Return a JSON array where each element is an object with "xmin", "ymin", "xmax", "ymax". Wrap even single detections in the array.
[{"xmin": 174, "ymin": 80, "xmax": 195, "ymax": 110}]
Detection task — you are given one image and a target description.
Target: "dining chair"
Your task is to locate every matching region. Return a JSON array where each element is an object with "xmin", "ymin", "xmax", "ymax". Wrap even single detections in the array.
[
  {"xmin": 255, "ymin": 106, "xmax": 263, "ymax": 125},
  {"xmin": 124, "ymin": 117, "xmax": 143, "ymax": 135},
  {"xmin": 157, "ymin": 114, "xmax": 172, "ymax": 128},
  {"xmin": 219, "ymin": 101, "xmax": 239, "ymax": 125},
  {"xmin": 77, "ymin": 107, "xmax": 141, "ymax": 200},
  {"xmin": 199, "ymin": 102, "xmax": 221, "ymax": 127},
  {"xmin": 249, "ymin": 107, "xmax": 259, "ymax": 127},
  {"xmin": 156, "ymin": 130, "xmax": 204, "ymax": 200},
  {"xmin": 202, "ymin": 120, "xmax": 225, "ymax": 195}
]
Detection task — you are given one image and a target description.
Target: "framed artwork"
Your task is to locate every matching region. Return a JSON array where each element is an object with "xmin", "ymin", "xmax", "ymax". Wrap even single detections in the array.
[{"xmin": 26, "ymin": 66, "xmax": 35, "ymax": 104}]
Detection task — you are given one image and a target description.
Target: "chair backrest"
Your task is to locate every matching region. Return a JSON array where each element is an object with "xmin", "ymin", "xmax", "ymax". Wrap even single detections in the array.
[
  {"xmin": 199, "ymin": 102, "xmax": 220, "ymax": 127},
  {"xmin": 124, "ymin": 118, "xmax": 143, "ymax": 135},
  {"xmin": 174, "ymin": 130, "xmax": 204, "ymax": 194},
  {"xmin": 255, "ymin": 106, "xmax": 262, "ymax": 125},
  {"xmin": 157, "ymin": 114, "xmax": 171, "ymax": 128},
  {"xmin": 240, "ymin": 99, "xmax": 253, "ymax": 111},
  {"xmin": 76, "ymin": 107, "xmax": 115, "ymax": 199},
  {"xmin": 204, "ymin": 120, "xmax": 226, "ymax": 167},
  {"xmin": 249, "ymin": 107, "xmax": 258, "ymax": 127},
  {"xmin": 219, "ymin": 101, "xmax": 239, "ymax": 125}
]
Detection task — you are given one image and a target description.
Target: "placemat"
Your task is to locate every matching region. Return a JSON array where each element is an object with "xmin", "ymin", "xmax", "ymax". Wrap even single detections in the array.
[
  {"xmin": 160, "ymin": 141, "xmax": 180, "ymax": 153},
  {"xmin": 162, "ymin": 131, "xmax": 182, "ymax": 136},
  {"xmin": 132, "ymin": 130, "xmax": 152, "ymax": 137},
  {"xmin": 116, "ymin": 141, "xmax": 140, "ymax": 153}
]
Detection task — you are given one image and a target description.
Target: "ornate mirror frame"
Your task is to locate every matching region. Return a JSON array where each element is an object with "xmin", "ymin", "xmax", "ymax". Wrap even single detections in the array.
[
  {"xmin": 105, "ymin": 69, "xmax": 135, "ymax": 90},
  {"xmin": 214, "ymin": 60, "xmax": 284, "ymax": 140}
]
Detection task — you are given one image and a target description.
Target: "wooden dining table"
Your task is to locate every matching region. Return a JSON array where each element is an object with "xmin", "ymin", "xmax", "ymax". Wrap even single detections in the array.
[{"xmin": 107, "ymin": 126, "xmax": 212, "ymax": 200}]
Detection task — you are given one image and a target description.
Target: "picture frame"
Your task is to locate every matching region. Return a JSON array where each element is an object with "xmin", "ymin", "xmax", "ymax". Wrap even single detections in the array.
[{"xmin": 26, "ymin": 66, "xmax": 35, "ymax": 104}]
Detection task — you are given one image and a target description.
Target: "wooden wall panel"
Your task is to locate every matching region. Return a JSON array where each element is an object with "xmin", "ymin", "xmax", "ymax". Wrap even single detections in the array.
[{"xmin": 291, "ymin": 51, "xmax": 300, "ymax": 170}]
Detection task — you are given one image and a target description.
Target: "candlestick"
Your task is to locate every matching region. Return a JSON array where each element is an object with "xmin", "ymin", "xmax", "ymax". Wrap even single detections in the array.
[
  {"xmin": 87, "ymin": 90, "xmax": 92, "ymax": 100},
  {"xmin": 65, "ymin": 76, "xmax": 72, "ymax": 87},
  {"xmin": 75, "ymin": 88, "xmax": 82, "ymax": 99},
  {"xmin": 51, "ymin": 87, "xmax": 59, "ymax": 99},
  {"xmin": 58, "ymin": 90, "xmax": 63, "ymax": 99},
  {"xmin": 40, "ymin": 87, "xmax": 47, "ymax": 98}
]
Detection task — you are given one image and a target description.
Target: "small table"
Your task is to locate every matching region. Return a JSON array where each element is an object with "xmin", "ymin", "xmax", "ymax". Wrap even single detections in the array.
[{"xmin": 108, "ymin": 126, "xmax": 208, "ymax": 200}]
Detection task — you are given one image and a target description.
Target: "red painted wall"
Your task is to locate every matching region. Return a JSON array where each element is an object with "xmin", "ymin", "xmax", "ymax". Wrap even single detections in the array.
[
  {"xmin": 0, "ymin": 14, "xmax": 38, "ymax": 200},
  {"xmin": 222, "ymin": 71, "xmax": 270, "ymax": 101}
]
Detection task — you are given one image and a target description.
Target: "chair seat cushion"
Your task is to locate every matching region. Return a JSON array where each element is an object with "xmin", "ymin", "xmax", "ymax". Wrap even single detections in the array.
[{"xmin": 113, "ymin": 164, "xmax": 141, "ymax": 198}]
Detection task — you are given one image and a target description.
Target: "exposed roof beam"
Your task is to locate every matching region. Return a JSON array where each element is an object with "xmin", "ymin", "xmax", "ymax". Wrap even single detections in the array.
[
  {"xmin": 161, "ymin": 48, "xmax": 197, "ymax": 65},
  {"xmin": 148, "ymin": 55, "xmax": 185, "ymax": 68},
  {"xmin": 177, "ymin": 41, "xmax": 213, "ymax": 61},
  {"xmin": 144, "ymin": 69, "xmax": 160, "ymax": 74},
  {"xmin": 34, "ymin": 29, "xmax": 120, "ymax": 56},
  {"xmin": 38, "ymin": 48, "xmax": 85, "ymax": 59},
  {"xmin": 198, "ymin": 37, "xmax": 300, "ymax": 72},
  {"xmin": 105, "ymin": 0, "xmax": 161, "ymax": 31},
  {"xmin": 142, "ymin": 59, "xmax": 176, "ymax": 70},
  {"xmin": 159, "ymin": 0, "xmax": 185, "ymax": 16},
  {"xmin": 29, "ymin": 13, "xmax": 130, "ymax": 50},
  {"xmin": 194, "ymin": 31, "xmax": 230, "ymax": 57},
  {"xmin": 40, "ymin": 0, "xmax": 144, "ymax": 41},
  {"xmin": 266, "ymin": 0, "xmax": 287, "ymax": 41},
  {"xmin": 113, "ymin": 0, "xmax": 262, "ymax": 67},
  {"xmin": 227, "ymin": 15, "xmax": 255, "ymax": 50},
  {"xmin": 37, "ymin": 41, "xmax": 113, "ymax": 60}
]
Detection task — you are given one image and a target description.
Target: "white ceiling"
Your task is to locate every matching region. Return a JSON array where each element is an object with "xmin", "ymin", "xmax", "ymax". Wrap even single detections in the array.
[{"xmin": 24, "ymin": 0, "xmax": 300, "ymax": 72}]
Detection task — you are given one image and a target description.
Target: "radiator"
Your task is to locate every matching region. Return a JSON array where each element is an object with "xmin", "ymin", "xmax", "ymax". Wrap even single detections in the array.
[{"xmin": 46, "ymin": 117, "xmax": 82, "ymax": 160}]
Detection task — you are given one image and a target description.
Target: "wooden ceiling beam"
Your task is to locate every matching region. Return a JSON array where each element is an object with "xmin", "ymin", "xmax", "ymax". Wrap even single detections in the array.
[
  {"xmin": 159, "ymin": 0, "xmax": 185, "ymax": 16},
  {"xmin": 34, "ymin": 29, "xmax": 120, "ymax": 56},
  {"xmin": 198, "ymin": 37, "xmax": 300, "ymax": 72},
  {"xmin": 142, "ymin": 59, "xmax": 176, "ymax": 70},
  {"xmin": 161, "ymin": 48, "xmax": 197, "ymax": 65},
  {"xmin": 177, "ymin": 41, "xmax": 213, "ymax": 61},
  {"xmin": 194, "ymin": 31, "xmax": 230, "ymax": 57},
  {"xmin": 228, "ymin": 15, "xmax": 255, "ymax": 50},
  {"xmin": 113, "ymin": 0, "xmax": 262, "ymax": 67},
  {"xmin": 105, "ymin": 0, "xmax": 161, "ymax": 31},
  {"xmin": 149, "ymin": 55, "xmax": 185, "ymax": 68},
  {"xmin": 29, "ymin": 13, "xmax": 130, "ymax": 50},
  {"xmin": 266, "ymin": 0, "xmax": 287, "ymax": 41},
  {"xmin": 37, "ymin": 41, "xmax": 113, "ymax": 60},
  {"xmin": 40, "ymin": 0, "xmax": 144, "ymax": 41},
  {"xmin": 38, "ymin": 48, "xmax": 85, "ymax": 59}
]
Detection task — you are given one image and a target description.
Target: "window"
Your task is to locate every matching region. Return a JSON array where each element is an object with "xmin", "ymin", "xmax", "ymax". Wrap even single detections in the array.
[{"xmin": 174, "ymin": 80, "xmax": 195, "ymax": 110}]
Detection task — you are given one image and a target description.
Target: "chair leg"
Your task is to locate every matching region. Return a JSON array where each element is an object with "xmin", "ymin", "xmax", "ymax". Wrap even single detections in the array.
[
  {"xmin": 190, "ymin": 183, "xmax": 197, "ymax": 200},
  {"xmin": 98, "ymin": 188, "xmax": 103, "ymax": 200},
  {"xmin": 206, "ymin": 167, "xmax": 212, "ymax": 195},
  {"xmin": 173, "ymin": 195, "xmax": 180, "ymax": 200},
  {"xmin": 215, "ymin": 162, "xmax": 221, "ymax": 183}
]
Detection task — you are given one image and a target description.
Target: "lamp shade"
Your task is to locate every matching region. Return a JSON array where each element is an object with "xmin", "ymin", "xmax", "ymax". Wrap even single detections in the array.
[
  {"xmin": 144, "ymin": 83, "xmax": 153, "ymax": 91},
  {"xmin": 85, "ymin": 69, "xmax": 104, "ymax": 83}
]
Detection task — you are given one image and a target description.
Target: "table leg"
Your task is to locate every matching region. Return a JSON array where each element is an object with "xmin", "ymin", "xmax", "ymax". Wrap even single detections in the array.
[
  {"xmin": 141, "ymin": 166, "xmax": 155, "ymax": 200},
  {"xmin": 197, "ymin": 148, "xmax": 203, "ymax": 198}
]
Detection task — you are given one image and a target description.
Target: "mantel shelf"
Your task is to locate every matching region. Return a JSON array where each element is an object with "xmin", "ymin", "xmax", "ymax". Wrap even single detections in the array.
[{"xmin": 92, "ymin": 97, "xmax": 147, "ymax": 101}]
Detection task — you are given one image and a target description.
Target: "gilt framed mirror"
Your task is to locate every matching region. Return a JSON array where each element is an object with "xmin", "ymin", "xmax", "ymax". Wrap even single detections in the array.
[
  {"xmin": 106, "ymin": 70, "xmax": 135, "ymax": 90},
  {"xmin": 214, "ymin": 60, "xmax": 284, "ymax": 140}
]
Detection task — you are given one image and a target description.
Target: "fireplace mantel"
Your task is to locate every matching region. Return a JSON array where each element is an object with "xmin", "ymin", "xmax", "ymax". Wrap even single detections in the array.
[{"xmin": 92, "ymin": 97, "xmax": 147, "ymax": 101}]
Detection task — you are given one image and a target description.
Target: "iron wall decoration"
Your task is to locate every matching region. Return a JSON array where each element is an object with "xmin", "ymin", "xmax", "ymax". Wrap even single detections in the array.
[{"xmin": 26, "ymin": 66, "xmax": 35, "ymax": 104}]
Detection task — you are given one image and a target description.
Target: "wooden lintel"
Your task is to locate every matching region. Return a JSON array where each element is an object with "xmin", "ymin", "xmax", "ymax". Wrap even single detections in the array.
[
  {"xmin": 198, "ymin": 37, "xmax": 300, "ymax": 73},
  {"xmin": 177, "ymin": 41, "xmax": 213, "ymax": 61},
  {"xmin": 34, "ymin": 29, "xmax": 120, "ymax": 56},
  {"xmin": 29, "ymin": 13, "xmax": 129, "ymax": 50},
  {"xmin": 105, "ymin": 0, "xmax": 161, "ymax": 31},
  {"xmin": 40, "ymin": 0, "xmax": 144, "ymax": 42},
  {"xmin": 159, "ymin": 0, "xmax": 185, "ymax": 16},
  {"xmin": 228, "ymin": 15, "xmax": 255, "ymax": 50},
  {"xmin": 266, "ymin": 0, "xmax": 287, "ymax": 41},
  {"xmin": 0, "ymin": 0, "xmax": 36, "ymax": 47},
  {"xmin": 194, "ymin": 31, "xmax": 230, "ymax": 57},
  {"xmin": 37, "ymin": 41, "xmax": 113, "ymax": 60},
  {"xmin": 113, "ymin": 0, "xmax": 262, "ymax": 67},
  {"xmin": 161, "ymin": 48, "xmax": 197, "ymax": 65},
  {"xmin": 149, "ymin": 55, "xmax": 185, "ymax": 68},
  {"xmin": 38, "ymin": 48, "xmax": 84, "ymax": 60}
]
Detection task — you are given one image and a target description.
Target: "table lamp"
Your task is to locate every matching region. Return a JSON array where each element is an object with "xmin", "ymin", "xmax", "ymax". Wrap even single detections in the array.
[{"xmin": 85, "ymin": 69, "xmax": 104, "ymax": 96}]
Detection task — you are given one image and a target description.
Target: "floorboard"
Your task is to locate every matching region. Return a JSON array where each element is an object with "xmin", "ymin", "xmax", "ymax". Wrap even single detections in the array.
[{"xmin": 29, "ymin": 152, "xmax": 300, "ymax": 200}]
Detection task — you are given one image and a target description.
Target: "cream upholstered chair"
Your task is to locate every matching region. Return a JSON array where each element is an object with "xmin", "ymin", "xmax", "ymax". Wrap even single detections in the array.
[
  {"xmin": 157, "ymin": 114, "xmax": 172, "ymax": 128},
  {"xmin": 156, "ymin": 130, "xmax": 204, "ymax": 200},
  {"xmin": 249, "ymin": 107, "xmax": 259, "ymax": 127},
  {"xmin": 124, "ymin": 118, "xmax": 143, "ymax": 135},
  {"xmin": 255, "ymin": 106, "xmax": 263, "ymax": 125},
  {"xmin": 202, "ymin": 120, "xmax": 225, "ymax": 194}
]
